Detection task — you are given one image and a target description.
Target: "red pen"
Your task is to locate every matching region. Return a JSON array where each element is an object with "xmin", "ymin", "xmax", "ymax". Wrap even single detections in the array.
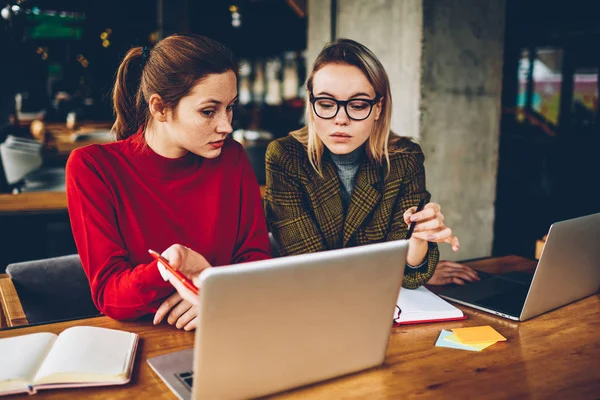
[{"xmin": 148, "ymin": 249, "xmax": 200, "ymax": 295}]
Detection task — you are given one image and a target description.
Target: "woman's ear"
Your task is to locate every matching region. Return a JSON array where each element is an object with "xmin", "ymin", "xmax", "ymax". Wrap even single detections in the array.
[
  {"xmin": 374, "ymin": 97, "xmax": 384, "ymax": 121},
  {"xmin": 148, "ymin": 94, "xmax": 168, "ymax": 122}
]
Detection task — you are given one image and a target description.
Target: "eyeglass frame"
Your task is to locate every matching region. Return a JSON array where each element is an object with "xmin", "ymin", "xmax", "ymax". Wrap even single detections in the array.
[{"xmin": 309, "ymin": 94, "xmax": 381, "ymax": 121}]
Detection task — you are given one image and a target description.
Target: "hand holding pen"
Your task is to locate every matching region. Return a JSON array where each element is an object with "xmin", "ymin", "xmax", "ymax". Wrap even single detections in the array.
[
  {"xmin": 149, "ymin": 249, "xmax": 200, "ymax": 295},
  {"xmin": 151, "ymin": 245, "xmax": 212, "ymax": 331},
  {"xmin": 403, "ymin": 199, "xmax": 460, "ymax": 252},
  {"xmin": 151, "ymin": 244, "xmax": 211, "ymax": 306}
]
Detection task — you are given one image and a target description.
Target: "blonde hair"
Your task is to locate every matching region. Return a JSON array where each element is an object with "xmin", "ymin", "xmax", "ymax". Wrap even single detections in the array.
[{"xmin": 291, "ymin": 38, "xmax": 404, "ymax": 175}]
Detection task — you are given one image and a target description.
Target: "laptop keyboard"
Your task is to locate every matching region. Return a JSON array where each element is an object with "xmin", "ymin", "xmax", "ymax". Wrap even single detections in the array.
[
  {"xmin": 475, "ymin": 269, "xmax": 533, "ymax": 285},
  {"xmin": 476, "ymin": 287, "xmax": 529, "ymax": 317},
  {"xmin": 440, "ymin": 269, "xmax": 535, "ymax": 318},
  {"xmin": 176, "ymin": 371, "xmax": 194, "ymax": 389},
  {"xmin": 443, "ymin": 277, "xmax": 524, "ymax": 302},
  {"xmin": 497, "ymin": 271, "xmax": 534, "ymax": 285}
]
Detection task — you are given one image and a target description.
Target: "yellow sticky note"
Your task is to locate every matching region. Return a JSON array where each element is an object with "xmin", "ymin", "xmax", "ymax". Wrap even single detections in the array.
[
  {"xmin": 451, "ymin": 326, "xmax": 507, "ymax": 344},
  {"xmin": 444, "ymin": 333, "xmax": 497, "ymax": 351}
]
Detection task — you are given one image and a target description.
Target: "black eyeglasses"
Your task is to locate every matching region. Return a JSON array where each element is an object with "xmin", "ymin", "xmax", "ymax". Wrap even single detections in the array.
[{"xmin": 309, "ymin": 94, "xmax": 380, "ymax": 121}]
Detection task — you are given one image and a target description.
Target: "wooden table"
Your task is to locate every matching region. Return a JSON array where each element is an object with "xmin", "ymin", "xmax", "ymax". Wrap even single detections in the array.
[
  {"xmin": 1, "ymin": 255, "xmax": 599, "ymax": 399},
  {"xmin": 0, "ymin": 187, "xmax": 266, "ymax": 215},
  {"xmin": 0, "ymin": 192, "xmax": 69, "ymax": 215},
  {"xmin": 45, "ymin": 122, "xmax": 114, "ymax": 156}
]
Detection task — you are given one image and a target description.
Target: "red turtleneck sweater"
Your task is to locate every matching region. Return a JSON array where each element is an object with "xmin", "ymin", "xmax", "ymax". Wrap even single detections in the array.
[{"xmin": 66, "ymin": 133, "xmax": 270, "ymax": 320}]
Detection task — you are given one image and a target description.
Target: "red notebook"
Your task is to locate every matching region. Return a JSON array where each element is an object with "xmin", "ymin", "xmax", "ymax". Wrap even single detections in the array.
[{"xmin": 393, "ymin": 286, "xmax": 467, "ymax": 326}]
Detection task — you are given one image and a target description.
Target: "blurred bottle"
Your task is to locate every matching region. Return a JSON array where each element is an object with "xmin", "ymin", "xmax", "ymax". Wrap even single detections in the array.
[
  {"xmin": 66, "ymin": 111, "xmax": 77, "ymax": 130},
  {"xmin": 239, "ymin": 60, "xmax": 252, "ymax": 106},
  {"xmin": 282, "ymin": 52, "xmax": 299, "ymax": 101},
  {"xmin": 265, "ymin": 58, "xmax": 282, "ymax": 106},
  {"xmin": 252, "ymin": 60, "xmax": 265, "ymax": 105}
]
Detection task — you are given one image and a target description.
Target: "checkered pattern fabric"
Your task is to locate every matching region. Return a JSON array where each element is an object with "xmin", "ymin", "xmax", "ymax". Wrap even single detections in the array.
[{"xmin": 264, "ymin": 135, "xmax": 439, "ymax": 288}]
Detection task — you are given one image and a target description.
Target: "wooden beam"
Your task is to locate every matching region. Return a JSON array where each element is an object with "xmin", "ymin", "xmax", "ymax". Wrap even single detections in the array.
[
  {"xmin": 286, "ymin": 0, "xmax": 306, "ymax": 18},
  {"xmin": 0, "ymin": 273, "xmax": 28, "ymax": 328}
]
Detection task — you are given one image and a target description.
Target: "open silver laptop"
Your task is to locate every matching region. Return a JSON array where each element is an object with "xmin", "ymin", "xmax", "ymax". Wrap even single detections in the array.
[
  {"xmin": 439, "ymin": 213, "xmax": 600, "ymax": 321},
  {"xmin": 148, "ymin": 240, "xmax": 408, "ymax": 399}
]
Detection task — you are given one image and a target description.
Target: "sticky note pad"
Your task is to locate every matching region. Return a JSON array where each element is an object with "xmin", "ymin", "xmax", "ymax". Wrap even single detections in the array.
[
  {"xmin": 435, "ymin": 330, "xmax": 488, "ymax": 352},
  {"xmin": 444, "ymin": 333, "xmax": 496, "ymax": 351},
  {"xmin": 451, "ymin": 326, "xmax": 507, "ymax": 344}
]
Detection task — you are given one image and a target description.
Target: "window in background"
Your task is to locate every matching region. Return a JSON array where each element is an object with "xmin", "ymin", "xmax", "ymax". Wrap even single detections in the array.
[
  {"xmin": 516, "ymin": 48, "xmax": 530, "ymax": 116},
  {"xmin": 517, "ymin": 47, "xmax": 563, "ymax": 126},
  {"xmin": 571, "ymin": 67, "xmax": 598, "ymax": 127},
  {"xmin": 532, "ymin": 47, "xmax": 563, "ymax": 125}
]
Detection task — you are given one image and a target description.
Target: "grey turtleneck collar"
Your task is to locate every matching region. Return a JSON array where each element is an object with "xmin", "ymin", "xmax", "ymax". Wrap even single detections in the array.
[{"xmin": 329, "ymin": 146, "xmax": 365, "ymax": 209}]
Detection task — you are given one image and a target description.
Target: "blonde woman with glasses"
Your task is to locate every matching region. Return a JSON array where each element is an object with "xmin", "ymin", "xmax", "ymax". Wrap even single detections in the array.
[{"xmin": 264, "ymin": 39, "xmax": 478, "ymax": 288}]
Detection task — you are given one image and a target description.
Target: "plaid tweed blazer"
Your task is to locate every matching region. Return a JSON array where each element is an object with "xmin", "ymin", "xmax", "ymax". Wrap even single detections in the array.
[{"xmin": 264, "ymin": 135, "xmax": 439, "ymax": 289}]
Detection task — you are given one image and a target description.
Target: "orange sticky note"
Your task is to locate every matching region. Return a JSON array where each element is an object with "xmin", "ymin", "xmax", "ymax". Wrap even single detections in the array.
[
  {"xmin": 451, "ymin": 326, "xmax": 507, "ymax": 344},
  {"xmin": 444, "ymin": 333, "xmax": 497, "ymax": 351}
]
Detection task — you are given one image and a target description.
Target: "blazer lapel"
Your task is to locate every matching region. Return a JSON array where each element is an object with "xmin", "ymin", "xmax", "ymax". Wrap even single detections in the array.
[
  {"xmin": 305, "ymin": 160, "xmax": 345, "ymax": 249},
  {"xmin": 343, "ymin": 161, "xmax": 383, "ymax": 246}
]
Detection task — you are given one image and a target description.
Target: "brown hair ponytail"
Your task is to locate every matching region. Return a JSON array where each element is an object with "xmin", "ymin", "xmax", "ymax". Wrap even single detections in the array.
[
  {"xmin": 111, "ymin": 34, "xmax": 237, "ymax": 141},
  {"xmin": 112, "ymin": 46, "xmax": 146, "ymax": 140}
]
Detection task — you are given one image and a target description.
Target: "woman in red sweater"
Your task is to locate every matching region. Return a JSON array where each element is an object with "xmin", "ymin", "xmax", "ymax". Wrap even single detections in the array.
[{"xmin": 66, "ymin": 34, "xmax": 270, "ymax": 330}]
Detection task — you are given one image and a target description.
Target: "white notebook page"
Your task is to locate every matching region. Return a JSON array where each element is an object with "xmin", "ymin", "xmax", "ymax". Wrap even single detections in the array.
[
  {"xmin": 0, "ymin": 333, "xmax": 56, "ymax": 383},
  {"xmin": 33, "ymin": 326, "xmax": 135, "ymax": 384},
  {"xmin": 395, "ymin": 286, "xmax": 463, "ymax": 320}
]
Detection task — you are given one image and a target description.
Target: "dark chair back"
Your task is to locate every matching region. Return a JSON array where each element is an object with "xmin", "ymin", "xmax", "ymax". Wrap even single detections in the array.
[
  {"xmin": 269, "ymin": 232, "xmax": 280, "ymax": 258},
  {"xmin": 6, "ymin": 254, "xmax": 100, "ymax": 324},
  {"xmin": 244, "ymin": 144, "xmax": 267, "ymax": 185}
]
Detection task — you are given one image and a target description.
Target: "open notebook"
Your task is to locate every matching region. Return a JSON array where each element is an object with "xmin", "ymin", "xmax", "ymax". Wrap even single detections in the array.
[
  {"xmin": 394, "ymin": 286, "xmax": 466, "ymax": 325},
  {"xmin": 0, "ymin": 326, "xmax": 138, "ymax": 396}
]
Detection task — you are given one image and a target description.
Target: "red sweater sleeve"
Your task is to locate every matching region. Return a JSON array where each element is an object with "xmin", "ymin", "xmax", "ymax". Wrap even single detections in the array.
[
  {"xmin": 66, "ymin": 149, "xmax": 173, "ymax": 320},
  {"xmin": 230, "ymin": 149, "xmax": 272, "ymax": 264}
]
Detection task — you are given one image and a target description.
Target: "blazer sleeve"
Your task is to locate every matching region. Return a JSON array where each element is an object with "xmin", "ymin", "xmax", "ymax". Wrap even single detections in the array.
[
  {"xmin": 264, "ymin": 140, "xmax": 327, "ymax": 256},
  {"xmin": 386, "ymin": 147, "xmax": 440, "ymax": 288}
]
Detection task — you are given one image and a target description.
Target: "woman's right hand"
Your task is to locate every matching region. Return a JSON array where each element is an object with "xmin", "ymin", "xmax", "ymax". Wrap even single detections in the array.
[{"xmin": 158, "ymin": 244, "xmax": 211, "ymax": 304}]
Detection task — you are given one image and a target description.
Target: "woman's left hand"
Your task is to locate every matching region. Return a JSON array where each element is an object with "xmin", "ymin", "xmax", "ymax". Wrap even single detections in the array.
[
  {"xmin": 154, "ymin": 292, "xmax": 198, "ymax": 331},
  {"xmin": 427, "ymin": 260, "xmax": 479, "ymax": 285},
  {"xmin": 403, "ymin": 202, "xmax": 460, "ymax": 252}
]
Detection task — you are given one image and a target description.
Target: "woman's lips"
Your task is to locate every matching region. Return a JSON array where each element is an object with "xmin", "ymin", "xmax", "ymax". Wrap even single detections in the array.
[
  {"xmin": 330, "ymin": 133, "xmax": 352, "ymax": 143},
  {"xmin": 210, "ymin": 140, "xmax": 225, "ymax": 149}
]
